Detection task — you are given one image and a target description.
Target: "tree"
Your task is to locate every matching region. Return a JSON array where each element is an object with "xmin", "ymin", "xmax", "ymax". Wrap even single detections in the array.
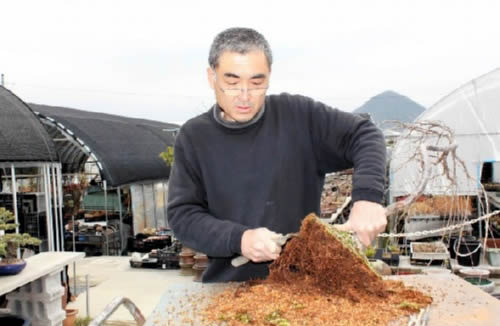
[
  {"xmin": 159, "ymin": 146, "xmax": 175, "ymax": 167},
  {"xmin": 0, "ymin": 207, "xmax": 41, "ymax": 263}
]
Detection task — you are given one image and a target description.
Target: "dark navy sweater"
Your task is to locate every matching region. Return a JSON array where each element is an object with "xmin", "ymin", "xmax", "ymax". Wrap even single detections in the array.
[{"xmin": 167, "ymin": 93, "xmax": 386, "ymax": 282}]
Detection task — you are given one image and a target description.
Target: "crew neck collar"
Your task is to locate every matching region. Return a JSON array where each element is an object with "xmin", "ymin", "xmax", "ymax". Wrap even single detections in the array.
[{"xmin": 212, "ymin": 103, "xmax": 266, "ymax": 129}]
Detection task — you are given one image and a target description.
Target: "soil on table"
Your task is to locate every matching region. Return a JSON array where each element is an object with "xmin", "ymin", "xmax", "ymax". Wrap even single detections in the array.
[
  {"xmin": 412, "ymin": 242, "xmax": 447, "ymax": 253},
  {"xmin": 201, "ymin": 214, "xmax": 432, "ymax": 326}
]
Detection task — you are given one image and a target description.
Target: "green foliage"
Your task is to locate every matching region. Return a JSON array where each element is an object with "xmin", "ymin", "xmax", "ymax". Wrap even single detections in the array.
[
  {"xmin": 398, "ymin": 301, "xmax": 420, "ymax": 310},
  {"xmin": 0, "ymin": 207, "xmax": 41, "ymax": 259},
  {"xmin": 265, "ymin": 310, "xmax": 290, "ymax": 326},
  {"xmin": 159, "ymin": 146, "xmax": 175, "ymax": 167},
  {"xmin": 218, "ymin": 314, "xmax": 229, "ymax": 322},
  {"xmin": 235, "ymin": 311, "xmax": 252, "ymax": 323},
  {"xmin": 364, "ymin": 245, "xmax": 376, "ymax": 258},
  {"xmin": 322, "ymin": 221, "xmax": 380, "ymax": 277},
  {"xmin": 75, "ymin": 316, "xmax": 92, "ymax": 326},
  {"xmin": 387, "ymin": 244, "xmax": 400, "ymax": 253},
  {"xmin": 0, "ymin": 207, "xmax": 17, "ymax": 231}
]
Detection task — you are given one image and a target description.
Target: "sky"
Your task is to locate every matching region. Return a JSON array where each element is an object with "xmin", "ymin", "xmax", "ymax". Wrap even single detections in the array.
[{"xmin": 1, "ymin": 0, "xmax": 500, "ymax": 125}]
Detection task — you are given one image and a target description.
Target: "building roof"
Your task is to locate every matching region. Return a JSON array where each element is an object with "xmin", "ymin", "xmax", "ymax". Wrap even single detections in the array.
[
  {"xmin": 30, "ymin": 103, "xmax": 179, "ymax": 187},
  {"xmin": 0, "ymin": 86, "xmax": 58, "ymax": 163}
]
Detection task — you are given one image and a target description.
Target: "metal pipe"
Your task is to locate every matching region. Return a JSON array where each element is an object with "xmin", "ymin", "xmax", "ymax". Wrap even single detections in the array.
[
  {"xmin": 142, "ymin": 184, "xmax": 146, "ymax": 230},
  {"xmin": 73, "ymin": 261, "xmax": 77, "ymax": 303},
  {"xmin": 152, "ymin": 182, "xmax": 157, "ymax": 229},
  {"xmin": 51, "ymin": 164, "xmax": 60, "ymax": 251},
  {"xmin": 86, "ymin": 274, "xmax": 90, "ymax": 317},
  {"xmin": 164, "ymin": 181, "xmax": 169, "ymax": 229},
  {"xmin": 104, "ymin": 180, "xmax": 109, "ymax": 255},
  {"xmin": 43, "ymin": 165, "xmax": 53, "ymax": 251},
  {"xmin": 89, "ymin": 296, "xmax": 145, "ymax": 326},
  {"xmin": 47, "ymin": 165, "xmax": 55, "ymax": 251},
  {"xmin": 118, "ymin": 186, "xmax": 123, "ymax": 254},
  {"xmin": 72, "ymin": 214, "xmax": 76, "ymax": 252},
  {"xmin": 0, "ymin": 162, "xmax": 61, "ymax": 168},
  {"xmin": 10, "ymin": 165, "xmax": 19, "ymax": 234},
  {"xmin": 57, "ymin": 164, "xmax": 65, "ymax": 251},
  {"xmin": 10, "ymin": 165, "xmax": 20, "ymax": 258}
]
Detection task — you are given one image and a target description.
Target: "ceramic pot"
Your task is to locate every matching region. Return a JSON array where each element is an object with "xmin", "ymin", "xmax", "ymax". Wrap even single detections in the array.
[
  {"xmin": 63, "ymin": 308, "xmax": 78, "ymax": 326},
  {"xmin": 178, "ymin": 253, "xmax": 195, "ymax": 266},
  {"xmin": 0, "ymin": 260, "xmax": 27, "ymax": 276},
  {"xmin": 448, "ymin": 236, "xmax": 458, "ymax": 259},
  {"xmin": 463, "ymin": 277, "xmax": 495, "ymax": 293},
  {"xmin": 456, "ymin": 240, "xmax": 481, "ymax": 266},
  {"xmin": 448, "ymin": 236, "xmax": 475, "ymax": 259},
  {"xmin": 486, "ymin": 248, "xmax": 500, "ymax": 266}
]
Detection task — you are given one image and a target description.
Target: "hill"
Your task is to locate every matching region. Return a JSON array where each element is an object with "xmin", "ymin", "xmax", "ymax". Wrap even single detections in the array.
[{"xmin": 353, "ymin": 90, "xmax": 425, "ymax": 127}]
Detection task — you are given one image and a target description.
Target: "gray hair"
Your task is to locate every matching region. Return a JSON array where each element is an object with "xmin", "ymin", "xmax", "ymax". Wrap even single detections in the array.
[{"xmin": 208, "ymin": 27, "xmax": 273, "ymax": 69}]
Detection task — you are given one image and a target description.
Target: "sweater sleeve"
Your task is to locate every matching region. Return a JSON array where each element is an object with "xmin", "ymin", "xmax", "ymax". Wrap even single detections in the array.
[
  {"xmin": 304, "ymin": 96, "xmax": 387, "ymax": 204},
  {"xmin": 167, "ymin": 129, "xmax": 250, "ymax": 257}
]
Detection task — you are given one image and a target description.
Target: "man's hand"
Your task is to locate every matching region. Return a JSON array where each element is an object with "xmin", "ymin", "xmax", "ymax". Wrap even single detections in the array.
[
  {"xmin": 334, "ymin": 200, "xmax": 387, "ymax": 247},
  {"xmin": 241, "ymin": 228, "xmax": 281, "ymax": 263}
]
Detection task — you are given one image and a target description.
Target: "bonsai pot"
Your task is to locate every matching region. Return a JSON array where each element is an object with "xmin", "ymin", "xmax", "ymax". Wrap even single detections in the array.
[
  {"xmin": 456, "ymin": 240, "xmax": 482, "ymax": 266},
  {"xmin": 0, "ymin": 260, "xmax": 27, "ymax": 276},
  {"xmin": 463, "ymin": 277, "xmax": 495, "ymax": 294},
  {"xmin": 459, "ymin": 267, "xmax": 490, "ymax": 279},
  {"xmin": 179, "ymin": 251, "xmax": 195, "ymax": 266}
]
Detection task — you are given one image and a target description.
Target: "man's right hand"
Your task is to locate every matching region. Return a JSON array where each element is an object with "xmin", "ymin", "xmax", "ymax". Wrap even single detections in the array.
[{"xmin": 241, "ymin": 228, "xmax": 281, "ymax": 263}]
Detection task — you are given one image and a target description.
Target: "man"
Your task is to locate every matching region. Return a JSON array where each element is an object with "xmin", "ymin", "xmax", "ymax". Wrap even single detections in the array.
[{"xmin": 167, "ymin": 27, "xmax": 387, "ymax": 282}]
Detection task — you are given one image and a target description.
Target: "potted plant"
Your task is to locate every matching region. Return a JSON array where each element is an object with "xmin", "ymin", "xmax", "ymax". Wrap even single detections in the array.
[
  {"xmin": 0, "ymin": 207, "xmax": 41, "ymax": 275},
  {"xmin": 374, "ymin": 243, "xmax": 400, "ymax": 266},
  {"xmin": 364, "ymin": 246, "xmax": 376, "ymax": 260}
]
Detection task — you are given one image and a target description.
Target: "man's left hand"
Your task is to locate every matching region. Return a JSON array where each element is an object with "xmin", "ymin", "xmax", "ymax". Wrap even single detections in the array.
[{"xmin": 333, "ymin": 200, "xmax": 386, "ymax": 247}]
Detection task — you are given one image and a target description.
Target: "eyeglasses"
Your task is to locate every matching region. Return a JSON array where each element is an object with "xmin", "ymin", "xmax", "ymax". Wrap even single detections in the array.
[
  {"xmin": 217, "ymin": 85, "xmax": 268, "ymax": 97},
  {"xmin": 213, "ymin": 74, "xmax": 268, "ymax": 96}
]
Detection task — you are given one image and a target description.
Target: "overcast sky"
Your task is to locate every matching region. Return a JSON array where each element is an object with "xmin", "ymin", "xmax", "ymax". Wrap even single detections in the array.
[{"xmin": 1, "ymin": 0, "xmax": 499, "ymax": 124}]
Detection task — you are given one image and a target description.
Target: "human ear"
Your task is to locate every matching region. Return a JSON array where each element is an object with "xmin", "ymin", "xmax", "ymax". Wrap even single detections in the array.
[{"xmin": 207, "ymin": 67, "xmax": 215, "ymax": 90}]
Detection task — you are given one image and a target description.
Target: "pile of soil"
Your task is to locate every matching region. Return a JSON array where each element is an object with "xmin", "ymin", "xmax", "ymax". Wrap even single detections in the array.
[
  {"xmin": 202, "ymin": 214, "xmax": 432, "ymax": 325},
  {"xmin": 268, "ymin": 214, "xmax": 386, "ymax": 301}
]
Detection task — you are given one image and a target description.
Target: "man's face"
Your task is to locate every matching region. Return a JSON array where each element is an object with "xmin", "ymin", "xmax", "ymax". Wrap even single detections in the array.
[{"xmin": 207, "ymin": 50, "xmax": 270, "ymax": 122}]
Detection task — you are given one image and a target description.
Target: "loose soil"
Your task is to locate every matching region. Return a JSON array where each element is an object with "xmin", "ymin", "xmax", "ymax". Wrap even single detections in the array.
[
  {"xmin": 0, "ymin": 258, "xmax": 23, "ymax": 265},
  {"xmin": 412, "ymin": 242, "xmax": 447, "ymax": 253},
  {"xmin": 201, "ymin": 214, "xmax": 432, "ymax": 325}
]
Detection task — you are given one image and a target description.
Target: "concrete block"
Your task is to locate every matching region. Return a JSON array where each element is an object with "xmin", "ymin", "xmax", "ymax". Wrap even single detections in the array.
[
  {"xmin": 7, "ymin": 286, "xmax": 64, "ymax": 302},
  {"xmin": 7, "ymin": 282, "xmax": 65, "ymax": 326},
  {"xmin": 30, "ymin": 309, "xmax": 65, "ymax": 326},
  {"xmin": 12, "ymin": 271, "xmax": 64, "ymax": 301}
]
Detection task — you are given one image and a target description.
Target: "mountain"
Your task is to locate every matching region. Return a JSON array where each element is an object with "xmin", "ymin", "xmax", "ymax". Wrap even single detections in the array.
[{"xmin": 353, "ymin": 90, "xmax": 425, "ymax": 127}]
